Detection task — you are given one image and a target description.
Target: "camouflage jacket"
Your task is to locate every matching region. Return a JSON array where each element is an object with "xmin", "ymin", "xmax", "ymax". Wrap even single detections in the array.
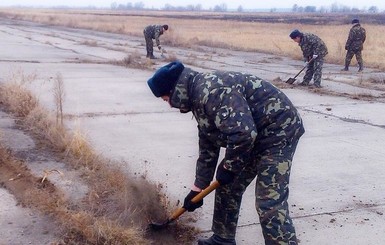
[
  {"xmin": 299, "ymin": 33, "xmax": 328, "ymax": 60},
  {"xmin": 170, "ymin": 68, "xmax": 305, "ymax": 189},
  {"xmin": 143, "ymin": 25, "xmax": 164, "ymax": 46},
  {"xmin": 345, "ymin": 24, "xmax": 366, "ymax": 51}
]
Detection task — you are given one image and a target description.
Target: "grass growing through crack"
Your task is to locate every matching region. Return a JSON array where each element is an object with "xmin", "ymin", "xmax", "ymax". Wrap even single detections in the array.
[{"xmin": 0, "ymin": 71, "xmax": 194, "ymax": 244}]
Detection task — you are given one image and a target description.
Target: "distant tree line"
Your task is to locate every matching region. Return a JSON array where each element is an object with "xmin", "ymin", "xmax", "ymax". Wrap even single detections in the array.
[
  {"xmin": 110, "ymin": 2, "xmax": 239, "ymax": 12},
  {"xmin": 110, "ymin": 2, "xmax": 381, "ymax": 13},
  {"xmin": 292, "ymin": 4, "xmax": 380, "ymax": 13}
]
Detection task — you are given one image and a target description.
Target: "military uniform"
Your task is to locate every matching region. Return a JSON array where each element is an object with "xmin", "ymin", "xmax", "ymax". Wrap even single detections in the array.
[
  {"xmin": 344, "ymin": 23, "xmax": 366, "ymax": 71},
  {"xmin": 298, "ymin": 33, "xmax": 328, "ymax": 87},
  {"xmin": 169, "ymin": 68, "xmax": 305, "ymax": 244},
  {"xmin": 143, "ymin": 25, "xmax": 164, "ymax": 58}
]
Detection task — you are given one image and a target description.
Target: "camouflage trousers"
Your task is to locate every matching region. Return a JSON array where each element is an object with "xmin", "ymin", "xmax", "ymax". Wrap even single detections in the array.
[
  {"xmin": 143, "ymin": 30, "xmax": 154, "ymax": 57},
  {"xmin": 344, "ymin": 49, "xmax": 363, "ymax": 68},
  {"xmin": 212, "ymin": 137, "xmax": 300, "ymax": 244},
  {"xmin": 303, "ymin": 58, "xmax": 324, "ymax": 86}
]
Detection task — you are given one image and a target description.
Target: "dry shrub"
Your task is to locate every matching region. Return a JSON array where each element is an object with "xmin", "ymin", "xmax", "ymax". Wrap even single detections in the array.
[
  {"xmin": 80, "ymin": 40, "xmax": 98, "ymax": 47},
  {"xmin": 368, "ymin": 75, "xmax": 385, "ymax": 85},
  {"xmin": 0, "ymin": 82, "xmax": 39, "ymax": 117},
  {"xmin": 351, "ymin": 93, "xmax": 376, "ymax": 100},
  {"xmin": 0, "ymin": 71, "xmax": 193, "ymax": 244},
  {"xmin": 61, "ymin": 211, "xmax": 148, "ymax": 245},
  {"xmin": 163, "ymin": 53, "xmax": 179, "ymax": 62},
  {"xmin": 65, "ymin": 129, "xmax": 97, "ymax": 168},
  {"xmin": 111, "ymin": 52, "xmax": 153, "ymax": 70},
  {"xmin": 24, "ymin": 106, "xmax": 68, "ymax": 151}
]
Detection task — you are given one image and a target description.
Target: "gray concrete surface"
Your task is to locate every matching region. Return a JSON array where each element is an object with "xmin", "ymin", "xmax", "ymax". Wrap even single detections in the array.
[{"xmin": 0, "ymin": 17, "xmax": 384, "ymax": 244}]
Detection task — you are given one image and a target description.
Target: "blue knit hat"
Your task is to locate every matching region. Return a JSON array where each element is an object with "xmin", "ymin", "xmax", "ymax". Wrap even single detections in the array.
[
  {"xmin": 289, "ymin": 29, "xmax": 302, "ymax": 39},
  {"xmin": 352, "ymin": 18, "xmax": 359, "ymax": 24},
  {"xmin": 147, "ymin": 61, "xmax": 185, "ymax": 97}
]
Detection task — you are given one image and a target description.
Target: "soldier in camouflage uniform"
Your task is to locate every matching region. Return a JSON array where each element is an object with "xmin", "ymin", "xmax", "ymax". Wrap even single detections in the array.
[
  {"xmin": 143, "ymin": 24, "xmax": 168, "ymax": 59},
  {"xmin": 147, "ymin": 61, "xmax": 305, "ymax": 245},
  {"xmin": 342, "ymin": 19, "xmax": 366, "ymax": 72},
  {"xmin": 290, "ymin": 29, "xmax": 328, "ymax": 88}
]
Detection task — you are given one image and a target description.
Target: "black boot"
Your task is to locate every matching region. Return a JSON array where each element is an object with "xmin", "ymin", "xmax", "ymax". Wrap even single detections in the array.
[
  {"xmin": 147, "ymin": 52, "xmax": 156, "ymax": 59},
  {"xmin": 197, "ymin": 234, "xmax": 236, "ymax": 245},
  {"xmin": 298, "ymin": 81, "xmax": 309, "ymax": 86},
  {"xmin": 358, "ymin": 63, "xmax": 364, "ymax": 72},
  {"xmin": 341, "ymin": 61, "xmax": 349, "ymax": 71}
]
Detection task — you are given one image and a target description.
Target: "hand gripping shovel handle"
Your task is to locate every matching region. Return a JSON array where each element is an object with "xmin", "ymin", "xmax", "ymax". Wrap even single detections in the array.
[
  {"xmin": 149, "ymin": 180, "xmax": 220, "ymax": 230},
  {"xmin": 170, "ymin": 180, "xmax": 220, "ymax": 221}
]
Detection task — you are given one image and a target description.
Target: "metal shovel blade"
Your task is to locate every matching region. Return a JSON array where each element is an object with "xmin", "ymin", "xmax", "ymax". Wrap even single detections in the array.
[
  {"xmin": 148, "ymin": 219, "xmax": 173, "ymax": 231},
  {"xmin": 286, "ymin": 77, "xmax": 296, "ymax": 84},
  {"xmin": 148, "ymin": 180, "xmax": 220, "ymax": 231},
  {"xmin": 285, "ymin": 57, "xmax": 316, "ymax": 84}
]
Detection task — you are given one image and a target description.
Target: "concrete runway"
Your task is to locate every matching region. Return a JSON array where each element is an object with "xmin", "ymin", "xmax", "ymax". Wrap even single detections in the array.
[{"xmin": 1, "ymin": 17, "xmax": 384, "ymax": 244}]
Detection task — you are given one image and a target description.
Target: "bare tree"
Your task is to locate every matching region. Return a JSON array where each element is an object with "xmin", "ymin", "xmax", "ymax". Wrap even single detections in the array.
[
  {"xmin": 53, "ymin": 72, "xmax": 65, "ymax": 125},
  {"xmin": 368, "ymin": 6, "xmax": 378, "ymax": 13},
  {"xmin": 213, "ymin": 3, "xmax": 227, "ymax": 12}
]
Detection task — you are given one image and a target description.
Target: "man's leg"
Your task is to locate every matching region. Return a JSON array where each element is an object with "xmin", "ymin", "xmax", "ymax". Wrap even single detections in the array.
[
  {"xmin": 312, "ymin": 58, "xmax": 324, "ymax": 87},
  {"xmin": 144, "ymin": 35, "xmax": 154, "ymax": 58},
  {"xmin": 255, "ymin": 138, "xmax": 299, "ymax": 245},
  {"xmin": 211, "ymin": 164, "xmax": 257, "ymax": 240},
  {"xmin": 301, "ymin": 64, "xmax": 314, "ymax": 86},
  {"xmin": 343, "ymin": 50, "xmax": 355, "ymax": 71},
  {"xmin": 356, "ymin": 50, "xmax": 364, "ymax": 71}
]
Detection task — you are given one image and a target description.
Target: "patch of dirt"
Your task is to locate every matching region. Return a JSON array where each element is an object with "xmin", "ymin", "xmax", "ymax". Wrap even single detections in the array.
[{"xmin": 0, "ymin": 106, "xmax": 198, "ymax": 244}]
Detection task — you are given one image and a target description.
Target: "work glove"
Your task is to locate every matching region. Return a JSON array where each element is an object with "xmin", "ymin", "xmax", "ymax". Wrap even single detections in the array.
[
  {"xmin": 312, "ymin": 54, "xmax": 318, "ymax": 59},
  {"xmin": 216, "ymin": 162, "xmax": 235, "ymax": 185},
  {"xmin": 157, "ymin": 45, "xmax": 162, "ymax": 50},
  {"xmin": 182, "ymin": 190, "xmax": 203, "ymax": 212}
]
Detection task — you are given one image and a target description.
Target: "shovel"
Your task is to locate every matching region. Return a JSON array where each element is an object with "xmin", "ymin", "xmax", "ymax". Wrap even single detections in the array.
[
  {"xmin": 160, "ymin": 47, "xmax": 167, "ymax": 58},
  {"xmin": 149, "ymin": 180, "xmax": 220, "ymax": 231},
  {"xmin": 286, "ymin": 57, "xmax": 315, "ymax": 84}
]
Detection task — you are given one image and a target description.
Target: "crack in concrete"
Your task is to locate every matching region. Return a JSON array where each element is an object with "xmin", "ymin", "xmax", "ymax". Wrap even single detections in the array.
[
  {"xmin": 65, "ymin": 110, "xmax": 177, "ymax": 119},
  {"xmin": 0, "ymin": 59, "xmax": 40, "ymax": 63},
  {"xmin": 199, "ymin": 202, "xmax": 385, "ymax": 233},
  {"xmin": 301, "ymin": 107, "xmax": 385, "ymax": 129}
]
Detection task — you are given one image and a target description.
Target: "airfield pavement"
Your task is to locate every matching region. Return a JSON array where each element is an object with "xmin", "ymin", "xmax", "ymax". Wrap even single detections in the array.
[{"xmin": 0, "ymin": 17, "xmax": 385, "ymax": 244}]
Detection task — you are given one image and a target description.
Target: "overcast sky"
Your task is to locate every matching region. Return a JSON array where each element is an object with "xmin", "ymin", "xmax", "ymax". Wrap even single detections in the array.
[{"xmin": 0, "ymin": 0, "xmax": 384, "ymax": 10}]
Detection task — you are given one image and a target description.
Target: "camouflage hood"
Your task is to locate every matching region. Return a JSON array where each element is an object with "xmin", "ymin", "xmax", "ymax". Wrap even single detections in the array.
[{"xmin": 169, "ymin": 67, "xmax": 199, "ymax": 113}]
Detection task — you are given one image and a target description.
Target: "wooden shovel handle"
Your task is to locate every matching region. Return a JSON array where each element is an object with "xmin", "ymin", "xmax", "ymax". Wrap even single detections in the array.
[{"xmin": 170, "ymin": 180, "xmax": 220, "ymax": 220}]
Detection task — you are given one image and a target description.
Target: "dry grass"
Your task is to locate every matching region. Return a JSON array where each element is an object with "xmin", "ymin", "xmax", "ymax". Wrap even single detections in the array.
[
  {"xmin": 109, "ymin": 52, "xmax": 154, "ymax": 69},
  {"xmin": 1, "ymin": 9, "xmax": 385, "ymax": 70},
  {"xmin": 0, "ymin": 71, "xmax": 194, "ymax": 244},
  {"xmin": 0, "ymin": 146, "xmax": 150, "ymax": 245}
]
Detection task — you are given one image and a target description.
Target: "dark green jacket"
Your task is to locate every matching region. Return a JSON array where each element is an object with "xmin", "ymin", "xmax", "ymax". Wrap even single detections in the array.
[
  {"xmin": 299, "ymin": 33, "xmax": 328, "ymax": 60},
  {"xmin": 345, "ymin": 24, "xmax": 366, "ymax": 51},
  {"xmin": 143, "ymin": 25, "xmax": 164, "ymax": 46},
  {"xmin": 170, "ymin": 68, "xmax": 305, "ymax": 189}
]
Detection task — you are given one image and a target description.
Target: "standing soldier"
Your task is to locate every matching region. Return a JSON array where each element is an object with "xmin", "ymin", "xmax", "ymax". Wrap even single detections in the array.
[
  {"xmin": 143, "ymin": 24, "xmax": 168, "ymax": 59},
  {"xmin": 342, "ymin": 19, "xmax": 366, "ymax": 72},
  {"xmin": 147, "ymin": 61, "xmax": 305, "ymax": 245},
  {"xmin": 290, "ymin": 29, "xmax": 328, "ymax": 88}
]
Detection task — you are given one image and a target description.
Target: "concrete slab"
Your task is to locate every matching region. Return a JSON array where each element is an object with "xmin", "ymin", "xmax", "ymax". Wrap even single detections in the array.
[{"xmin": 1, "ymin": 17, "xmax": 384, "ymax": 244}]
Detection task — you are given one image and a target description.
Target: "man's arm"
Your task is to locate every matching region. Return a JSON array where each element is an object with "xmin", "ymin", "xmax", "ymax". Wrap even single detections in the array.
[
  {"xmin": 345, "ymin": 28, "xmax": 354, "ymax": 50},
  {"xmin": 154, "ymin": 26, "xmax": 162, "ymax": 47},
  {"xmin": 206, "ymin": 88, "xmax": 257, "ymax": 173},
  {"xmin": 194, "ymin": 130, "xmax": 220, "ymax": 189}
]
